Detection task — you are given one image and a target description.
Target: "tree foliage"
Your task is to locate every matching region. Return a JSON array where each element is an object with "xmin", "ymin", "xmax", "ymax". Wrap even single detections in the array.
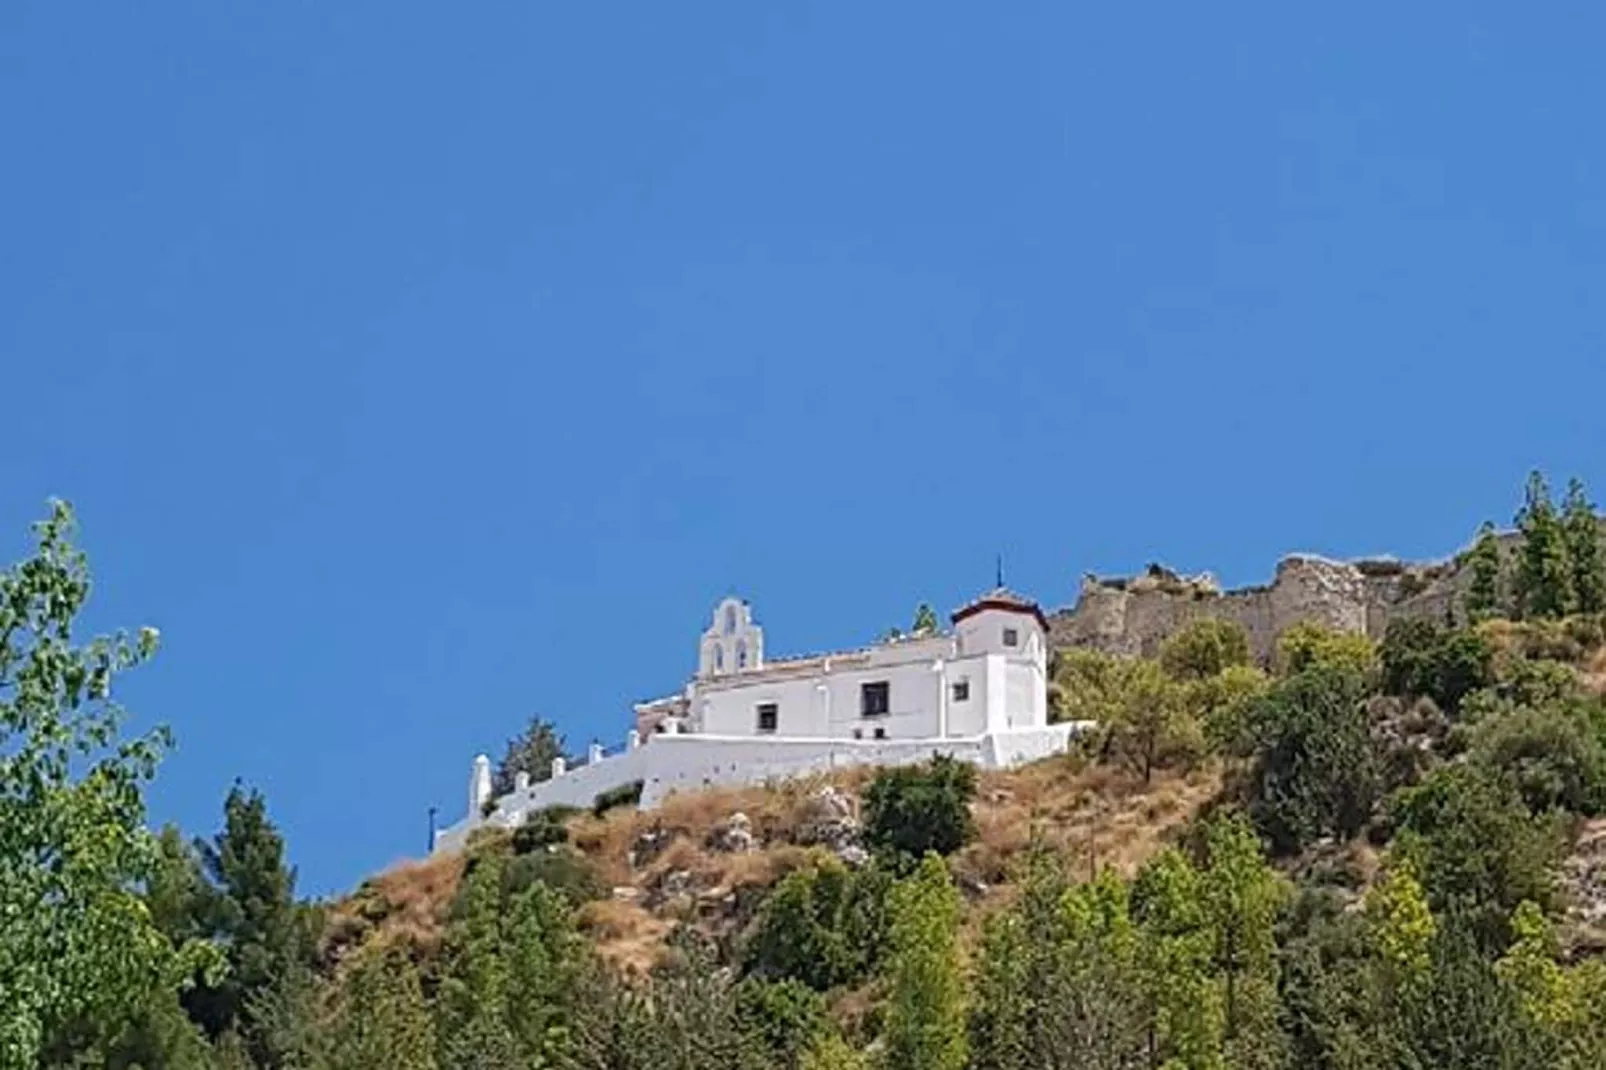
[
  {"xmin": 494, "ymin": 715, "xmax": 566, "ymax": 797},
  {"xmin": 862, "ymin": 755, "xmax": 976, "ymax": 868},
  {"xmin": 0, "ymin": 502, "xmax": 211, "ymax": 1070},
  {"xmin": 1159, "ymin": 618, "xmax": 1251, "ymax": 681},
  {"xmin": 882, "ymin": 854, "xmax": 967, "ymax": 1070}
]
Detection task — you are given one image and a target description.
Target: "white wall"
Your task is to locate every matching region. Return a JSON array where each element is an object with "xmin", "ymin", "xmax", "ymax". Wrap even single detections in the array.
[{"xmin": 432, "ymin": 723, "xmax": 1087, "ymax": 855}]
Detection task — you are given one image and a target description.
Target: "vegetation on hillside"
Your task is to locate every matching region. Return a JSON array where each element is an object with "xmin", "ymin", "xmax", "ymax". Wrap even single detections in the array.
[{"xmin": 14, "ymin": 469, "xmax": 1606, "ymax": 1069}]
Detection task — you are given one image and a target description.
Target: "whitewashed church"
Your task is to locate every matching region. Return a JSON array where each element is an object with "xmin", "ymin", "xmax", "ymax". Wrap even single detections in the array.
[{"xmin": 433, "ymin": 587, "xmax": 1081, "ymax": 853}]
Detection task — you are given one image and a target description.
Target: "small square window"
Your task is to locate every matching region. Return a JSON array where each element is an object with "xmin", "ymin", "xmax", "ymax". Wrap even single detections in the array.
[
  {"xmin": 852, "ymin": 728, "xmax": 863, "ymax": 740},
  {"xmin": 861, "ymin": 681, "xmax": 890, "ymax": 717},
  {"xmin": 756, "ymin": 703, "xmax": 778, "ymax": 733},
  {"xmin": 873, "ymin": 727, "xmax": 887, "ymax": 740},
  {"xmin": 951, "ymin": 679, "xmax": 970, "ymax": 702},
  {"xmin": 1002, "ymin": 627, "xmax": 1019, "ymax": 647}
]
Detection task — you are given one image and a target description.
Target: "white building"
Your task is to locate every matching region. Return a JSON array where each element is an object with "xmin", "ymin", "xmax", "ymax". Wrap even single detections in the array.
[{"xmin": 433, "ymin": 587, "xmax": 1083, "ymax": 854}]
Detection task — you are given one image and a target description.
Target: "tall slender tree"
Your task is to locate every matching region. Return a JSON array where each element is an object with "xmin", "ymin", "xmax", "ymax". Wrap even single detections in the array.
[
  {"xmin": 1562, "ymin": 478, "xmax": 1605, "ymax": 615},
  {"xmin": 187, "ymin": 784, "xmax": 303, "ymax": 1064},
  {"xmin": 882, "ymin": 854, "xmax": 967, "ymax": 1070},
  {"xmin": 1514, "ymin": 471, "xmax": 1574, "ymax": 619},
  {"xmin": 1464, "ymin": 521, "xmax": 1505, "ymax": 621}
]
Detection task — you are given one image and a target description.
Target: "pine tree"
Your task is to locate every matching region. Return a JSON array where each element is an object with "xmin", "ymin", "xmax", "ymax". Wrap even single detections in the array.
[
  {"xmin": 1200, "ymin": 814, "xmax": 1287, "ymax": 1070},
  {"xmin": 1562, "ymin": 478, "xmax": 1605, "ymax": 614},
  {"xmin": 911, "ymin": 603, "xmax": 940, "ymax": 636},
  {"xmin": 186, "ymin": 785, "xmax": 303, "ymax": 1064},
  {"xmin": 882, "ymin": 854, "xmax": 967, "ymax": 1070},
  {"xmin": 1464, "ymin": 521, "xmax": 1505, "ymax": 621},
  {"xmin": 1514, "ymin": 470, "xmax": 1574, "ymax": 619},
  {"xmin": 494, "ymin": 716, "xmax": 566, "ymax": 796}
]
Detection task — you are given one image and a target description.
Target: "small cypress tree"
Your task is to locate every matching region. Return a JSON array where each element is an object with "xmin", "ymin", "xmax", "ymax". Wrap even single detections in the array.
[
  {"xmin": 1464, "ymin": 521, "xmax": 1504, "ymax": 621},
  {"xmin": 1514, "ymin": 471, "xmax": 1574, "ymax": 619},
  {"xmin": 1562, "ymin": 478, "xmax": 1605, "ymax": 615},
  {"xmin": 882, "ymin": 854, "xmax": 968, "ymax": 1070}
]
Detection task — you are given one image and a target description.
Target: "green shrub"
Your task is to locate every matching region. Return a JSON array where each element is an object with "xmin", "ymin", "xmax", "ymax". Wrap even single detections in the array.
[
  {"xmin": 512, "ymin": 805, "xmax": 579, "ymax": 854},
  {"xmin": 502, "ymin": 846, "xmax": 605, "ymax": 905},
  {"xmin": 736, "ymin": 977, "xmax": 831, "ymax": 1068},
  {"xmin": 863, "ymin": 755, "xmax": 977, "ymax": 867},
  {"xmin": 1159, "ymin": 618, "xmax": 1251, "ymax": 680},
  {"xmin": 1471, "ymin": 701, "xmax": 1606, "ymax": 816},
  {"xmin": 743, "ymin": 856, "xmax": 893, "ymax": 991},
  {"xmin": 592, "ymin": 780, "xmax": 644, "ymax": 817},
  {"xmin": 1380, "ymin": 619, "xmax": 1493, "ymax": 715}
]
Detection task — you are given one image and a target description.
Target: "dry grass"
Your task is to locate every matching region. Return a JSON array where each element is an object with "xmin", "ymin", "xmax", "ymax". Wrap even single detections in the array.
[
  {"xmin": 1583, "ymin": 646, "xmax": 1606, "ymax": 695},
  {"xmin": 957, "ymin": 757, "xmax": 1222, "ymax": 890},
  {"xmin": 577, "ymin": 897, "xmax": 673, "ymax": 975},
  {"xmin": 322, "ymin": 850, "xmax": 465, "ymax": 963}
]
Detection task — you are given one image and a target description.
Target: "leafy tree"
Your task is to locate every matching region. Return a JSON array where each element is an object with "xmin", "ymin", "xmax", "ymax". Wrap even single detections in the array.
[
  {"xmin": 1514, "ymin": 470, "xmax": 1574, "ymax": 619},
  {"xmin": 862, "ymin": 755, "xmax": 976, "ymax": 867},
  {"xmin": 0, "ymin": 502, "xmax": 209, "ymax": 1070},
  {"xmin": 1464, "ymin": 521, "xmax": 1505, "ymax": 621},
  {"xmin": 799, "ymin": 1034, "xmax": 867, "ymax": 1070},
  {"xmin": 1379, "ymin": 618, "xmax": 1492, "ymax": 715},
  {"xmin": 1393, "ymin": 765, "xmax": 1563, "ymax": 952},
  {"xmin": 743, "ymin": 855, "xmax": 890, "ymax": 991},
  {"xmin": 1130, "ymin": 848, "xmax": 1224, "ymax": 1070},
  {"xmin": 1097, "ymin": 658, "xmax": 1203, "ymax": 783},
  {"xmin": 638, "ymin": 927, "xmax": 770, "ymax": 1070},
  {"xmin": 325, "ymin": 943, "xmax": 438, "ymax": 1070},
  {"xmin": 1275, "ymin": 621, "xmax": 1378, "ymax": 680},
  {"xmin": 1159, "ymin": 618, "xmax": 1251, "ymax": 681},
  {"xmin": 494, "ymin": 715, "xmax": 566, "ymax": 796},
  {"xmin": 882, "ymin": 854, "xmax": 967, "ymax": 1070},
  {"xmin": 1190, "ymin": 663, "xmax": 1271, "ymax": 756},
  {"xmin": 1199, "ymin": 813, "xmax": 1287, "ymax": 1070},
  {"xmin": 735, "ymin": 978, "xmax": 830, "ymax": 1070},
  {"xmin": 1243, "ymin": 666, "xmax": 1380, "ymax": 854},
  {"xmin": 186, "ymin": 784, "xmax": 304, "ymax": 1062},
  {"xmin": 1562, "ymin": 477, "xmax": 1605, "ymax": 614},
  {"xmin": 910, "ymin": 603, "xmax": 940, "ymax": 637}
]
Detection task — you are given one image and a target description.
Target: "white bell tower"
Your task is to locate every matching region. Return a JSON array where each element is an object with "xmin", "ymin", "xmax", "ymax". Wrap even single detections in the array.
[{"xmin": 699, "ymin": 596, "xmax": 764, "ymax": 677}]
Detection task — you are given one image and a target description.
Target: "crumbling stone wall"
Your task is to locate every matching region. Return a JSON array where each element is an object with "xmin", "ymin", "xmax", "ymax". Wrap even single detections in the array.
[{"xmin": 1049, "ymin": 552, "xmax": 1471, "ymax": 664}]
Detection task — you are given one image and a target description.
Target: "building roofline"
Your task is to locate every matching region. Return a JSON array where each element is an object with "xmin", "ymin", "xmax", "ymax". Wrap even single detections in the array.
[{"xmin": 950, "ymin": 588, "xmax": 1049, "ymax": 629}]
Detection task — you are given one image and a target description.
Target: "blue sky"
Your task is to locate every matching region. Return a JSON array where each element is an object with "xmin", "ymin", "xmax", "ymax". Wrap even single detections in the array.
[{"xmin": 3, "ymin": 4, "xmax": 1603, "ymax": 895}]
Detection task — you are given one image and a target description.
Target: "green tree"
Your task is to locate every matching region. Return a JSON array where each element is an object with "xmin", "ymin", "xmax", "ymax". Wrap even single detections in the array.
[
  {"xmin": 1562, "ymin": 478, "xmax": 1605, "ymax": 614},
  {"xmin": 494, "ymin": 715, "xmax": 566, "ymax": 796},
  {"xmin": 1097, "ymin": 659, "xmax": 1203, "ymax": 783},
  {"xmin": 1200, "ymin": 814, "xmax": 1287, "ymax": 1070},
  {"xmin": 1243, "ymin": 666, "xmax": 1380, "ymax": 854},
  {"xmin": 1514, "ymin": 470, "xmax": 1574, "ymax": 619},
  {"xmin": 1159, "ymin": 618, "xmax": 1251, "ymax": 681},
  {"xmin": 1471, "ymin": 700, "xmax": 1606, "ymax": 816},
  {"xmin": 1464, "ymin": 521, "xmax": 1505, "ymax": 621},
  {"xmin": 1393, "ymin": 764, "xmax": 1563, "ymax": 952},
  {"xmin": 1379, "ymin": 618, "xmax": 1492, "ymax": 715},
  {"xmin": 1274, "ymin": 621, "xmax": 1379, "ymax": 680},
  {"xmin": 0, "ymin": 502, "xmax": 208, "ymax": 1070},
  {"xmin": 186, "ymin": 784, "xmax": 304, "ymax": 1062},
  {"xmin": 911, "ymin": 603, "xmax": 940, "ymax": 637},
  {"xmin": 325, "ymin": 943, "xmax": 438, "ymax": 1070},
  {"xmin": 799, "ymin": 1034, "xmax": 867, "ymax": 1070},
  {"xmin": 743, "ymin": 855, "xmax": 890, "ymax": 991},
  {"xmin": 735, "ymin": 978, "xmax": 830, "ymax": 1070},
  {"xmin": 862, "ymin": 756, "xmax": 976, "ymax": 868},
  {"xmin": 1130, "ymin": 848, "xmax": 1224, "ymax": 1070},
  {"xmin": 882, "ymin": 854, "xmax": 967, "ymax": 1070}
]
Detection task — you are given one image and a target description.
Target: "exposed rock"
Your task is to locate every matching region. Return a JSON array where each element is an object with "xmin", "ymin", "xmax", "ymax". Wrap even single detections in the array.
[
  {"xmin": 796, "ymin": 786, "xmax": 861, "ymax": 852},
  {"xmin": 612, "ymin": 886, "xmax": 642, "ymax": 902},
  {"xmin": 1562, "ymin": 819, "xmax": 1606, "ymax": 954},
  {"xmin": 836, "ymin": 844, "xmax": 871, "ymax": 868},
  {"xmin": 707, "ymin": 811, "xmax": 756, "ymax": 853},
  {"xmin": 629, "ymin": 823, "xmax": 675, "ymax": 869},
  {"xmin": 660, "ymin": 869, "xmax": 694, "ymax": 899}
]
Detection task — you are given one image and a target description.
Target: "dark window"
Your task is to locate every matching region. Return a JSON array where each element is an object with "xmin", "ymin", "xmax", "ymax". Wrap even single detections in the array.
[
  {"xmin": 952, "ymin": 679, "xmax": 970, "ymax": 702},
  {"xmin": 756, "ymin": 702, "xmax": 778, "ymax": 733},
  {"xmin": 1003, "ymin": 627, "xmax": 1019, "ymax": 647},
  {"xmin": 861, "ymin": 681, "xmax": 890, "ymax": 717},
  {"xmin": 852, "ymin": 728, "xmax": 863, "ymax": 740},
  {"xmin": 873, "ymin": 726, "xmax": 887, "ymax": 740}
]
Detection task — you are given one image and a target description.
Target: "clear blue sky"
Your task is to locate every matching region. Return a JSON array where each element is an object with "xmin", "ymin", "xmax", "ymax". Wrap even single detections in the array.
[{"xmin": 3, "ymin": 4, "xmax": 1603, "ymax": 895}]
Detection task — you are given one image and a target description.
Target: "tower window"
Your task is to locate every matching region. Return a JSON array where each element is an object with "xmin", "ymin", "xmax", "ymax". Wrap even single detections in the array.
[
  {"xmin": 873, "ymin": 726, "xmax": 887, "ymax": 740},
  {"xmin": 725, "ymin": 606, "xmax": 737, "ymax": 635},
  {"xmin": 952, "ymin": 679, "xmax": 970, "ymax": 702},
  {"xmin": 860, "ymin": 681, "xmax": 890, "ymax": 717},
  {"xmin": 737, "ymin": 640, "xmax": 748, "ymax": 669},
  {"xmin": 756, "ymin": 703, "xmax": 778, "ymax": 733},
  {"xmin": 1002, "ymin": 627, "xmax": 1019, "ymax": 647},
  {"xmin": 714, "ymin": 644, "xmax": 724, "ymax": 671}
]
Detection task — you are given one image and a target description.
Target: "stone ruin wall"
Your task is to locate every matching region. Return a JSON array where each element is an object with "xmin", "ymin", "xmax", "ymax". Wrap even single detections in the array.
[{"xmin": 1048, "ymin": 549, "xmax": 1484, "ymax": 664}]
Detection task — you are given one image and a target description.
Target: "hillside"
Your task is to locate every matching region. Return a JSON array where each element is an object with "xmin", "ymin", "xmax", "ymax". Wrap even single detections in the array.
[{"xmin": 24, "ymin": 471, "xmax": 1606, "ymax": 1070}]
